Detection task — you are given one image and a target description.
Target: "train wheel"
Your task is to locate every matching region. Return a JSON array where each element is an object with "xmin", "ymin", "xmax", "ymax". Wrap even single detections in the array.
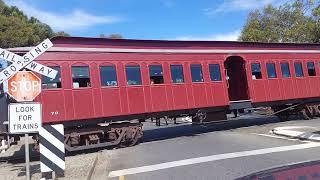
[
  {"xmin": 119, "ymin": 125, "xmax": 143, "ymax": 148},
  {"xmin": 313, "ymin": 105, "xmax": 320, "ymax": 116},
  {"xmin": 192, "ymin": 110, "xmax": 207, "ymax": 123},
  {"xmin": 119, "ymin": 135, "xmax": 140, "ymax": 148},
  {"xmin": 300, "ymin": 109, "xmax": 312, "ymax": 120}
]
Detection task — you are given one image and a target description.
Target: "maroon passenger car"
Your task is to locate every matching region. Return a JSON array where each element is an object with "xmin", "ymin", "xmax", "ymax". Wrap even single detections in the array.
[{"xmin": 7, "ymin": 36, "xmax": 320, "ymax": 151}]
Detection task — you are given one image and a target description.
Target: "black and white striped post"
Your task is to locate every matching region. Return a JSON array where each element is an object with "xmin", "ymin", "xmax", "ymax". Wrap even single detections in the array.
[{"xmin": 39, "ymin": 124, "xmax": 65, "ymax": 178}]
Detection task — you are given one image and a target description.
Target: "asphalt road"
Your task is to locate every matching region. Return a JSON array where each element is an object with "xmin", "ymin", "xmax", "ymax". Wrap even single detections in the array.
[{"xmin": 90, "ymin": 115, "xmax": 320, "ymax": 180}]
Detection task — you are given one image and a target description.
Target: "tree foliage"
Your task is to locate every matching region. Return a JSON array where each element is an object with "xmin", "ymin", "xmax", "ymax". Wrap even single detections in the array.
[
  {"xmin": 99, "ymin": 33, "xmax": 123, "ymax": 39},
  {"xmin": 0, "ymin": 0, "xmax": 70, "ymax": 48},
  {"xmin": 240, "ymin": 0, "xmax": 320, "ymax": 43},
  {"xmin": 54, "ymin": 31, "xmax": 70, "ymax": 37}
]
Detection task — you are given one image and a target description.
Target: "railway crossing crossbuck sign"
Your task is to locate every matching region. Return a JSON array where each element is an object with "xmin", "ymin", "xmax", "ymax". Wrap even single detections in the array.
[{"xmin": 0, "ymin": 38, "xmax": 56, "ymax": 84}]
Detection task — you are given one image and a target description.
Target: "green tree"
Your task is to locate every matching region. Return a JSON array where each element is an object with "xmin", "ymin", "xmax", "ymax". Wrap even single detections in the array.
[
  {"xmin": 99, "ymin": 33, "xmax": 123, "ymax": 39},
  {"xmin": 99, "ymin": 34, "xmax": 107, "ymax": 38},
  {"xmin": 0, "ymin": 15, "xmax": 34, "ymax": 48},
  {"xmin": 107, "ymin": 33, "xmax": 123, "ymax": 39},
  {"xmin": 239, "ymin": 0, "xmax": 320, "ymax": 43},
  {"xmin": 54, "ymin": 31, "xmax": 70, "ymax": 37},
  {"xmin": 0, "ymin": 0, "xmax": 70, "ymax": 48}
]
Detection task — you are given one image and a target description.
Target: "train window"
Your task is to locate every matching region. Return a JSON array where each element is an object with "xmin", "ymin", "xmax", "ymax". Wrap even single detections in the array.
[
  {"xmin": 307, "ymin": 62, "xmax": 316, "ymax": 76},
  {"xmin": 149, "ymin": 65, "xmax": 164, "ymax": 84},
  {"xmin": 72, "ymin": 66, "xmax": 91, "ymax": 88},
  {"xmin": 100, "ymin": 66, "xmax": 117, "ymax": 86},
  {"xmin": 125, "ymin": 65, "xmax": 142, "ymax": 85},
  {"xmin": 280, "ymin": 62, "xmax": 291, "ymax": 78},
  {"xmin": 294, "ymin": 62, "xmax": 304, "ymax": 77},
  {"xmin": 266, "ymin": 63, "xmax": 277, "ymax": 78},
  {"xmin": 209, "ymin": 64, "xmax": 221, "ymax": 81},
  {"xmin": 42, "ymin": 66, "xmax": 62, "ymax": 89},
  {"xmin": 251, "ymin": 63, "xmax": 262, "ymax": 79},
  {"xmin": 190, "ymin": 64, "xmax": 204, "ymax": 82},
  {"xmin": 170, "ymin": 65, "xmax": 184, "ymax": 83}
]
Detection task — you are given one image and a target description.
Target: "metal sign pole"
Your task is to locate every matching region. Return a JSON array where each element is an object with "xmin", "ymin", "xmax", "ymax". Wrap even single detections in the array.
[{"xmin": 25, "ymin": 133, "xmax": 30, "ymax": 180}]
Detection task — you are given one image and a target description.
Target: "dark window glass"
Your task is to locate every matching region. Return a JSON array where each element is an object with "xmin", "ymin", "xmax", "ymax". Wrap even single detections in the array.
[
  {"xmin": 72, "ymin": 66, "xmax": 90, "ymax": 88},
  {"xmin": 280, "ymin": 62, "xmax": 290, "ymax": 78},
  {"xmin": 294, "ymin": 62, "xmax": 304, "ymax": 77},
  {"xmin": 307, "ymin": 62, "xmax": 316, "ymax": 76},
  {"xmin": 190, "ymin": 64, "xmax": 203, "ymax": 82},
  {"xmin": 251, "ymin": 63, "xmax": 262, "ymax": 79},
  {"xmin": 100, "ymin": 66, "xmax": 117, "ymax": 86},
  {"xmin": 149, "ymin": 65, "xmax": 164, "ymax": 84},
  {"xmin": 209, "ymin": 64, "xmax": 221, "ymax": 81},
  {"xmin": 125, "ymin": 65, "xmax": 142, "ymax": 85},
  {"xmin": 170, "ymin": 65, "xmax": 184, "ymax": 83},
  {"xmin": 42, "ymin": 66, "xmax": 62, "ymax": 89},
  {"xmin": 266, "ymin": 63, "xmax": 277, "ymax": 78}
]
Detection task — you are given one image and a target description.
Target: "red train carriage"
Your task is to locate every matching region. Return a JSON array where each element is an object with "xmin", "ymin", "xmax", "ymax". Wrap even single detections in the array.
[{"xmin": 6, "ymin": 36, "xmax": 320, "ymax": 151}]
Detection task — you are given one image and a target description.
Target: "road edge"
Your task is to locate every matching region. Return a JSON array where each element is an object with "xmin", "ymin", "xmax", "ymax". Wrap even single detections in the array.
[{"xmin": 86, "ymin": 152, "xmax": 100, "ymax": 180}]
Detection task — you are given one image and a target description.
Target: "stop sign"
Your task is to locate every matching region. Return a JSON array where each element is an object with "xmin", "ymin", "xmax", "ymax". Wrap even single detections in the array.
[{"xmin": 8, "ymin": 71, "xmax": 41, "ymax": 102}]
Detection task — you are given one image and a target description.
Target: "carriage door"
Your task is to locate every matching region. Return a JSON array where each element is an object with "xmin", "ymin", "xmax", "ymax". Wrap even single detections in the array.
[{"xmin": 224, "ymin": 56, "xmax": 251, "ymax": 109}]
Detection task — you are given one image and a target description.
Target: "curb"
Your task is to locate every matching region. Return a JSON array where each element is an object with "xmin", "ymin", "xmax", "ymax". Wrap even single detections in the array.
[
  {"xmin": 86, "ymin": 152, "xmax": 100, "ymax": 180},
  {"xmin": 272, "ymin": 127, "xmax": 320, "ymax": 142}
]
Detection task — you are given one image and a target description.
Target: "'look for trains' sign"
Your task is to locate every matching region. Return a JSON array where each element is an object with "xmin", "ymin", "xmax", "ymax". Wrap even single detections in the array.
[{"xmin": 8, "ymin": 103, "xmax": 42, "ymax": 134}]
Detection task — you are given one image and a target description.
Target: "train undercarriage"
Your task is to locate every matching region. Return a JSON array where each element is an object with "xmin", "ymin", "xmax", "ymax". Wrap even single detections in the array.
[
  {"xmin": 32, "ymin": 101, "xmax": 320, "ymax": 152},
  {"xmin": 3, "ymin": 100, "xmax": 320, "ymax": 152},
  {"xmin": 28, "ymin": 108, "xmax": 227, "ymax": 152},
  {"xmin": 270, "ymin": 103, "xmax": 320, "ymax": 121}
]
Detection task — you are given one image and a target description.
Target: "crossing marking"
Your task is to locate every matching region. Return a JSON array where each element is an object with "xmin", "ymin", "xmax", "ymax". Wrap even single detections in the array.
[
  {"xmin": 108, "ymin": 142, "xmax": 320, "ymax": 177},
  {"xmin": 251, "ymin": 133, "xmax": 298, "ymax": 141}
]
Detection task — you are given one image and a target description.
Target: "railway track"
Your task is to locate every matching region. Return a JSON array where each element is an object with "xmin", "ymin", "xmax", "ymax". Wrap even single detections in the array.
[{"xmin": 0, "ymin": 154, "xmax": 39, "ymax": 163}]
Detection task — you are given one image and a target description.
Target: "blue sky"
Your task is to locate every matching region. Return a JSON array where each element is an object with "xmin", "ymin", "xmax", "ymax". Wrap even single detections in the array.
[{"xmin": 4, "ymin": 0, "xmax": 287, "ymax": 41}]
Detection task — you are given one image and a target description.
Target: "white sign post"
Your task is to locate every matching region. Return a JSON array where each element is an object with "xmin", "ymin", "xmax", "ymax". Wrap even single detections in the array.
[{"xmin": 9, "ymin": 103, "xmax": 42, "ymax": 180}]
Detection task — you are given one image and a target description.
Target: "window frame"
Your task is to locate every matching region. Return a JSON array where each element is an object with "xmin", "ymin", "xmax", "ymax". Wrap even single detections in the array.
[
  {"xmin": 209, "ymin": 63, "xmax": 222, "ymax": 82},
  {"xmin": 125, "ymin": 64, "xmax": 142, "ymax": 86},
  {"xmin": 149, "ymin": 64, "xmax": 165, "ymax": 85},
  {"xmin": 251, "ymin": 62, "xmax": 263, "ymax": 80},
  {"xmin": 294, "ymin": 61, "xmax": 304, "ymax": 78},
  {"xmin": 42, "ymin": 65, "xmax": 62, "ymax": 90},
  {"xmin": 71, "ymin": 65, "xmax": 91, "ymax": 89},
  {"xmin": 266, "ymin": 62, "xmax": 277, "ymax": 79},
  {"xmin": 99, "ymin": 64, "xmax": 118, "ymax": 87},
  {"xmin": 170, "ymin": 64, "xmax": 185, "ymax": 84}
]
